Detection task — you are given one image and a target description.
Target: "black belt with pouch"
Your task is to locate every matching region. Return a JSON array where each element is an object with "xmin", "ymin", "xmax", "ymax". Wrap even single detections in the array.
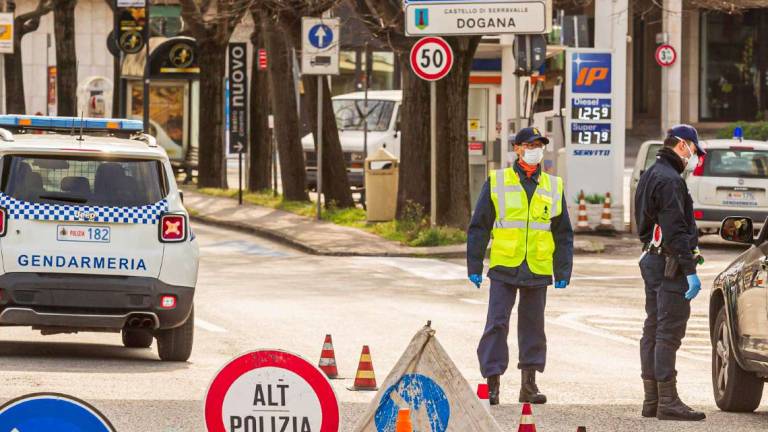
[{"xmin": 643, "ymin": 243, "xmax": 680, "ymax": 278}]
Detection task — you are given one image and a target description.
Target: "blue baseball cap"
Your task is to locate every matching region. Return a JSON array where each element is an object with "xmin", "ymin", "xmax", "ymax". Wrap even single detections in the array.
[
  {"xmin": 514, "ymin": 127, "xmax": 549, "ymax": 145},
  {"xmin": 667, "ymin": 124, "xmax": 705, "ymax": 155}
]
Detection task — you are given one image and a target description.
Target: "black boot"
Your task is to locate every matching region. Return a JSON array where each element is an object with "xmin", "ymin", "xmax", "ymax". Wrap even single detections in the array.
[
  {"xmin": 519, "ymin": 369, "xmax": 547, "ymax": 404},
  {"xmin": 657, "ymin": 379, "xmax": 705, "ymax": 421},
  {"xmin": 487, "ymin": 375, "xmax": 500, "ymax": 405},
  {"xmin": 642, "ymin": 379, "xmax": 658, "ymax": 417}
]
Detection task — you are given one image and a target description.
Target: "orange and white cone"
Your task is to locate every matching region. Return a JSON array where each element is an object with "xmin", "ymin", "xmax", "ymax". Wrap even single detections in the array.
[
  {"xmin": 395, "ymin": 409, "xmax": 413, "ymax": 432},
  {"xmin": 476, "ymin": 383, "xmax": 491, "ymax": 411},
  {"xmin": 517, "ymin": 403, "xmax": 537, "ymax": 432},
  {"xmin": 348, "ymin": 345, "xmax": 378, "ymax": 391},
  {"xmin": 596, "ymin": 192, "xmax": 616, "ymax": 233},
  {"xmin": 576, "ymin": 190, "xmax": 592, "ymax": 232},
  {"xmin": 318, "ymin": 334, "xmax": 339, "ymax": 379}
]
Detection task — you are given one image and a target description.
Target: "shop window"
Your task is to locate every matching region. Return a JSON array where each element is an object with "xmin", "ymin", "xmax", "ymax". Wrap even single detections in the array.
[{"xmin": 700, "ymin": 11, "xmax": 768, "ymax": 121}]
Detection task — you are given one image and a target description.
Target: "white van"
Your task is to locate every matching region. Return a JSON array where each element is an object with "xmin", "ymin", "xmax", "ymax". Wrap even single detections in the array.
[{"xmin": 302, "ymin": 90, "xmax": 402, "ymax": 188}]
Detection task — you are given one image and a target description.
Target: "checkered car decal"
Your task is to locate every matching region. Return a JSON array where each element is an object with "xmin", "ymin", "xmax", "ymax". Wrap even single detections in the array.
[{"xmin": 0, "ymin": 193, "xmax": 168, "ymax": 224}]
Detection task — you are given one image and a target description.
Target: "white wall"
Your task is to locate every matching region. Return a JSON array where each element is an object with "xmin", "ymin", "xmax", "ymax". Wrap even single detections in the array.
[{"xmin": 17, "ymin": 0, "xmax": 113, "ymax": 115}]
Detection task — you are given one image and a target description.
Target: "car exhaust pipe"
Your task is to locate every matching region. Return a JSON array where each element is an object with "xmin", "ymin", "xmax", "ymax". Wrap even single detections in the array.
[
  {"xmin": 126, "ymin": 317, "xmax": 141, "ymax": 328},
  {"xmin": 140, "ymin": 318, "xmax": 154, "ymax": 328}
]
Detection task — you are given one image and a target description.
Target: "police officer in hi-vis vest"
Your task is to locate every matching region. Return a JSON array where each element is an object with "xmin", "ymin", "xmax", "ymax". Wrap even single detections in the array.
[{"xmin": 467, "ymin": 127, "xmax": 574, "ymax": 405}]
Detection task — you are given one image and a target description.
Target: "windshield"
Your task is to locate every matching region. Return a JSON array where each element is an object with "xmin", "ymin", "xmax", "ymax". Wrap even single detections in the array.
[
  {"xmin": 333, "ymin": 99, "xmax": 395, "ymax": 132},
  {"xmin": 1, "ymin": 155, "xmax": 166, "ymax": 207},
  {"xmin": 704, "ymin": 149, "xmax": 768, "ymax": 178}
]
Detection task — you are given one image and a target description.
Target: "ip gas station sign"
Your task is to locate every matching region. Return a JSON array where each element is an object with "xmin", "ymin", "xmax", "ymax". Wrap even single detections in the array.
[{"xmin": 565, "ymin": 48, "xmax": 624, "ymax": 207}]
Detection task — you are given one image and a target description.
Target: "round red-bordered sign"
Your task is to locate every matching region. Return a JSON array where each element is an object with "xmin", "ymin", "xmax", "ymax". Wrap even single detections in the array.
[
  {"xmin": 655, "ymin": 44, "xmax": 677, "ymax": 67},
  {"xmin": 410, "ymin": 37, "xmax": 454, "ymax": 81},
  {"xmin": 204, "ymin": 350, "xmax": 339, "ymax": 432}
]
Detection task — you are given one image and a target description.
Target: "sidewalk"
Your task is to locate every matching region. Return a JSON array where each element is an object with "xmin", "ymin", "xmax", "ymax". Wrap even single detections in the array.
[{"xmin": 183, "ymin": 190, "xmax": 620, "ymax": 257}]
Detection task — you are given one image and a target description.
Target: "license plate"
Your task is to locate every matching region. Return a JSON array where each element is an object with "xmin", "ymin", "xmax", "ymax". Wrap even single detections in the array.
[
  {"xmin": 57, "ymin": 225, "xmax": 111, "ymax": 243},
  {"xmin": 727, "ymin": 191, "xmax": 755, "ymax": 201}
]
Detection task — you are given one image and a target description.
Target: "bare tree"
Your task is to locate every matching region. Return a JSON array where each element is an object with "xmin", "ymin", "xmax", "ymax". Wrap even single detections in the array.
[
  {"xmin": 263, "ymin": 0, "xmax": 354, "ymax": 207},
  {"xmin": 248, "ymin": 8, "xmax": 272, "ymax": 191},
  {"xmin": 3, "ymin": 0, "xmax": 54, "ymax": 114},
  {"xmin": 54, "ymin": 0, "xmax": 78, "ymax": 116},
  {"xmin": 353, "ymin": 0, "xmax": 480, "ymax": 227},
  {"xmin": 179, "ymin": 0, "xmax": 252, "ymax": 188}
]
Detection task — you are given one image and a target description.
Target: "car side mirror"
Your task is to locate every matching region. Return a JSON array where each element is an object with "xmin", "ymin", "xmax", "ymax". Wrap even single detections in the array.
[{"xmin": 720, "ymin": 216, "xmax": 754, "ymax": 244}]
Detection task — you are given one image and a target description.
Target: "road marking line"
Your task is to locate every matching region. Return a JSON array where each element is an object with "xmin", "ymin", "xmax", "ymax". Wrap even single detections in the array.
[
  {"xmin": 195, "ymin": 318, "xmax": 227, "ymax": 333},
  {"xmin": 460, "ymin": 298, "xmax": 486, "ymax": 305},
  {"xmin": 551, "ymin": 312, "xmax": 708, "ymax": 363}
]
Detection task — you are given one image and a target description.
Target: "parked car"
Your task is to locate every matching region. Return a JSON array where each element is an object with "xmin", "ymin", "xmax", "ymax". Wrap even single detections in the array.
[
  {"xmin": 302, "ymin": 90, "xmax": 401, "ymax": 188},
  {"xmin": 709, "ymin": 215, "xmax": 768, "ymax": 412}
]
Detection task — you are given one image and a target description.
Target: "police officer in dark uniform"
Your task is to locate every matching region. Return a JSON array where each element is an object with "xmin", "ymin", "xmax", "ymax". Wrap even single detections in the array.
[
  {"xmin": 467, "ymin": 127, "xmax": 574, "ymax": 405},
  {"xmin": 635, "ymin": 124, "xmax": 706, "ymax": 422}
]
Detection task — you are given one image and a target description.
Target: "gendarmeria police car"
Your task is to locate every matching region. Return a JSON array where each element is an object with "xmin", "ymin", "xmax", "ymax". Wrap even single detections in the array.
[{"xmin": 0, "ymin": 115, "xmax": 199, "ymax": 361}]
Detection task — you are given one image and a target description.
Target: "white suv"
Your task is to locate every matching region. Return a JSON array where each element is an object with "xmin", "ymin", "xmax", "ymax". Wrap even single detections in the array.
[
  {"xmin": 687, "ymin": 138, "xmax": 768, "ymax": 233},
  {"xmin": 0, "ymin": 115, "xmax": 199, "ymax": 361}
]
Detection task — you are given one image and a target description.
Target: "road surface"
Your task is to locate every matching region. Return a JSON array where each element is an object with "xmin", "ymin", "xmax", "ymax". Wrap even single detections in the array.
[{"xmin": 0, "ymin": 223, "xmax": 765, "ymax": 431}]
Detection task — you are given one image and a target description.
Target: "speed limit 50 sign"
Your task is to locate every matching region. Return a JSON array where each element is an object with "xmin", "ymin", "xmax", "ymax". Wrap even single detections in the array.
[{"xmin": 410, "ymin": 37, "xmax": 454, "ymax": 81}]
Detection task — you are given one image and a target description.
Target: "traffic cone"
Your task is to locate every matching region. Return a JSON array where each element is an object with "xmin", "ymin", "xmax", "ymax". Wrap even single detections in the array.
[
  {"xmin": 477, "ymin": 383, "xmax": 491, "ymax": 411},
  {"xmin": 348, "ymin": 345, "xmax": 378, "ymax": 391},
  {"xmin": 395, "ymin": 409, "xmax": 413, "ymax": 432},
  {"xmin": 576, "ymin": 190, "xmax": 592, "ymax": 232},
  {"xmin": 318, "ymin": 334, "xmax": 339, "ymax": 379},
  {"xmin": 518, "ymin": 403, "xmax": 537, "ymax": 432},
  {"xmin": 595, "ymin": 192, "xmax": 617, "ymax": 234}
]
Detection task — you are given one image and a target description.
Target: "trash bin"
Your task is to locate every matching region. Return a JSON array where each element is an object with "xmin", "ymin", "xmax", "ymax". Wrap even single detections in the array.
[{"xmin": 365, "ymin": 147, "xmax": 399, "ymax": 222}]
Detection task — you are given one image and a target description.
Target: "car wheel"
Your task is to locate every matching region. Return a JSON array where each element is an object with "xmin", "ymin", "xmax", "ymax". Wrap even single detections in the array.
[
  {"xmin": 712, "ymin": 306, "xmax": 764, "ymax": 412},
  {"xmin": 156, "ymin": 307, "xmax": 194, "ymax": 362},
  {"xmin": 122, "ymin": 329, "xmax": 153, "ymax": 348}
]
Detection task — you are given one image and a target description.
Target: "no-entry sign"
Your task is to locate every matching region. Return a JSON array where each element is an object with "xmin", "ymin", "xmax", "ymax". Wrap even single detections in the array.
[
  {"xmin": 205, "ymin": 350, "xmax": 339, "ymax": 432},
  {"xmin": 655, "ymin": 44, "xmax": 676, "ymax": 67},
  {"xmin": 410, "ymin": 37, "xmax": 454, "ymax": 81}
]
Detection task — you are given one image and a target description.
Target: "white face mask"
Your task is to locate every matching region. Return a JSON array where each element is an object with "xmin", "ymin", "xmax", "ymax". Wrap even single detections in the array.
[
  {"xmin": 681, "ymin": 142, "xmax": 698, "ymax": 170},
  {"xmin": 522, "ymin": 148, "xmax": 544, "ymax": 165}
]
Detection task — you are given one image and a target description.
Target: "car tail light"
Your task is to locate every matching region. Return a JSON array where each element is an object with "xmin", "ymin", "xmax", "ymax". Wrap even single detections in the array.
[
  {"xmin": 692, "ymin": 153, "xmax": 706, "ymax": 176},
  {"xmin": 160, "ymin": 295, "xmax": 177, "ymax": 309},
  {"xmin": 0, "ymin": 207, "xmax": 7, "ymax": 237},
  {"xmin": 694, "ymin": 210, "xmax": 704, "ymax": 220},
  {"xmin": 159, "ymin": 213, "xmax": 187, "ymax": 242}
]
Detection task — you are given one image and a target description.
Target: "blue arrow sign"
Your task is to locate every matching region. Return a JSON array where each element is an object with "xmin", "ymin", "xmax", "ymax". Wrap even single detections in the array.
[
  {"xmin": 308, "ymin": 24, "xmax": 334, "ymax": 49},
  {"xmin": 0, "ymin": 394, "xmax": 115, "ymax": 432}
]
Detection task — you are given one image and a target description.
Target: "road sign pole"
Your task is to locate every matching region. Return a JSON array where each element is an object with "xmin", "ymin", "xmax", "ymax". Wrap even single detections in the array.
[
  {"xmin": 430, "ymin": 80, "xmax": 437, "ymax": 227},
  {"xmin": 238, "ymin": 150, "xmax": 243, "ymax": 205},
  {"xmin": 317, "ymin": 75, "xmax": 323, "ymax": 221}
]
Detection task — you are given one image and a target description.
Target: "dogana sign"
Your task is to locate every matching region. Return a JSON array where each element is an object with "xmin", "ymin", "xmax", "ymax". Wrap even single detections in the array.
[{"xmin": 205, "ymin": 350, "xmax": 339, "ymax": 432}]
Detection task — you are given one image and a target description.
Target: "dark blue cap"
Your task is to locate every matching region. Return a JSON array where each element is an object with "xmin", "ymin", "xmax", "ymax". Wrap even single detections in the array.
[
  {"xmin": 667, "ymin": 124, "xmax": 705, "ymax": 155},
  {"xmin": 514, "ymin": 127, "xmax": 549, "ymax": 145}
]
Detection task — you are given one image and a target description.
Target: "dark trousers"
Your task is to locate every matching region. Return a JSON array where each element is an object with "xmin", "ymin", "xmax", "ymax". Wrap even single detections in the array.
[
  {"xmin": 639, "ymin": 253, "xmax": 691, "ymax": 382},
  {"xmin": 477, "ymin": 279, "xmax": 547, "ymax": 377}
]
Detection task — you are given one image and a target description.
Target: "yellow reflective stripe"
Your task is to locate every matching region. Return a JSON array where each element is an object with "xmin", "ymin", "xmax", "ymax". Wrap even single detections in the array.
[
  {"xmin": 491, "ymin": 168, "xmax": 523, "ymax": 220},
  {"xmin": 494, "ymin": 220, "xmax": 527, "ymax": 229},
  {"xmin": 529, "ymin": 221, "xmax": 551, "ymax": 231},
  {"xmin": 356, "ymin": 370, "xmax": 376, "ymax": 379}
]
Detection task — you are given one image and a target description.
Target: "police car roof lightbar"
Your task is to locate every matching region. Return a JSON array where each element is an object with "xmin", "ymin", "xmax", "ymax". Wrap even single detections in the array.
[{"xmin": 0, "ymin": 115, "xmax": 144, "ymax": 132}]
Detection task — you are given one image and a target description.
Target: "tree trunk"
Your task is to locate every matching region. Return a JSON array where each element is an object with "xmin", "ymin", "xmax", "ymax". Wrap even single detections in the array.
[
  {"xmin": 4, "ymin": 37, "xmax": 25, "ymax": 114},
  {"xmin": 196, "ymin": 43, "xmax": 228, "ymax": 189},
  {"xmin": 302, "ymin": 75, "xmax": 354, "ymax": 208},
  {"xmin": 54, "ymin": 0, "xmax": 77, "ymax": 117},
  {"xmin": 265, "ymin": 19, "xmax": 307, "ymax": 201},
  {"xmin": 248, "ymin": 13, "xmax": 272, "ymax": 191},
  {"xmin": 396, "ymin": 50, "xmax": 431, "ymax": 219},
  {"xmin": 435, "ymin": 37, "xmax": 480, "ymax": 228}
]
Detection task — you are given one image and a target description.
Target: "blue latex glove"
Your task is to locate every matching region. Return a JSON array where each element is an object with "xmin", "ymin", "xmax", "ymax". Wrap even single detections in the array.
[
  {"xmin": 554, "ymin": 280, "xmax": 568, "ymax": 289},
  {"xmin": 469, "ymin": 274, "xmax": 482, "ymax": 289},
  {"xmin": 685, "ymin": 274, "xmax": 702, "ymax": 300}
]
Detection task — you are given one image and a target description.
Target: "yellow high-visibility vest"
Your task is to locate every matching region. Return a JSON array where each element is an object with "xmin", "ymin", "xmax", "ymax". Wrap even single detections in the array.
[{"xmin": 489, "ymin": 168, "xmax": 564, "ymax": 275}]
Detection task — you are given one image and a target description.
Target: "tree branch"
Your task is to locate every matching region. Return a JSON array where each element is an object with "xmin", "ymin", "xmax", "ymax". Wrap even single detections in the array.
[{"xmin": 17, "ymin": 0, "xmax": 54, "ymax": 37}]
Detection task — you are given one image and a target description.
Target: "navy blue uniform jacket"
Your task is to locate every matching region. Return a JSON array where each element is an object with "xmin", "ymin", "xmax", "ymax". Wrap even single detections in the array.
[
  {"xmin": 635, "ymin": 148, "xmax": 698, "ymax": 276},
  {"xmin": 466, "ymin": 164, "xmax": 574, "ymax": 287}
]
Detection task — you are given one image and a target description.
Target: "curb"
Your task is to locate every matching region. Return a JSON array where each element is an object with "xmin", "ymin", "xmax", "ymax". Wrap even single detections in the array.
[{"xmin": 190, "ymin": 213, "xmax": 468, "ymax": 258}]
